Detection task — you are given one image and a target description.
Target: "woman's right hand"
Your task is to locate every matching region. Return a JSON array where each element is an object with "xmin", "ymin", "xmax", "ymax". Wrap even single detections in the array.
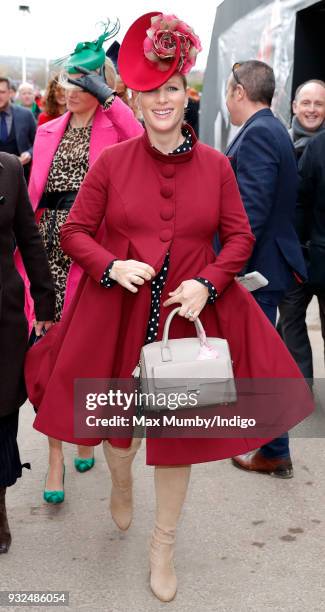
[{"xmin": 109, "ymin": 260, "xmax": 155, "ymax": 293}]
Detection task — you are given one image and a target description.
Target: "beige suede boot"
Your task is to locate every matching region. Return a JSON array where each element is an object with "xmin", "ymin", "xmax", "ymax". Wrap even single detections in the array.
[
  {"xmin": 103, "ymin": 438, "xmax": 141, "ymax": 530},
  {"xmin": 150, "ymin": 465, "xmax": 191, "ymax": 602}
]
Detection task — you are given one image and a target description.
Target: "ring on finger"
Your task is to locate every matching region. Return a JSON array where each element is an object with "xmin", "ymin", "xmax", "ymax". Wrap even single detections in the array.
[
  {"xmin": 186, "ymin": 309, "xmax": 195, "ymax": 318},
  {"xmin": 130, "ymin": 275, "xmax": 144, "ymax": 284}
]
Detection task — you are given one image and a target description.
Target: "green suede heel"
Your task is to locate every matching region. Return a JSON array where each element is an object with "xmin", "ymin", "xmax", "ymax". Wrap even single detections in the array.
[
  {"xmin": 43, "ymin": 465, "xmax": 65, "ymax": 504},
  {"xmin": 74, "ymin": 457, "xmax": 95, "ymax": 473}
]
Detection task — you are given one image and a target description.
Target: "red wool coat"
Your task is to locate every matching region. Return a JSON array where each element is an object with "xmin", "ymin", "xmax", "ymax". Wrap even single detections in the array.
[{"xmin": 27, "ymin": 128, "xmax": 313, "ymax": 465}]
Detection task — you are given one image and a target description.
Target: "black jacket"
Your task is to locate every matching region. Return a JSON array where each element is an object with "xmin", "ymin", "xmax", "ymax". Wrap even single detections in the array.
[
  {"xmin": 296, "ymin": 131, "xmax": 325, "ymax": 288},
  {"xmin": 0, "ymin": 153, "xmax": 55, "ymax": 416}
]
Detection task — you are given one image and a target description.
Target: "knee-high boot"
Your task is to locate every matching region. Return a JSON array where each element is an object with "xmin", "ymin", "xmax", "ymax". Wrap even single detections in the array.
[
  {"xmin": 150, "ymin": 465, "xmax": 191, "ymax": 602},
  {"xmin": 0, "ymin": 487, "xmax": 11, "ymax": 554},
  {"xmin": 103, "ymin": 438, "xmax": 141, "ymax": 531}
]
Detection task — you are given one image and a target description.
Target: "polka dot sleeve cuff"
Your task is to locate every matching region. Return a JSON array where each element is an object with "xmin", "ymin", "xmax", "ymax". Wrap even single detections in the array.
[
  {"xmin": 195, "ymin": 277, "xmax": 217, "ymax": 304},
  {"xmin": 100, "ymin": 260, "xmax": 117, "ymax": 288}
]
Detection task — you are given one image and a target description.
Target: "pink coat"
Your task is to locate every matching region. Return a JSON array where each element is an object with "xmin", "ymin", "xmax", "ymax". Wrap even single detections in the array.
[{"xmin": 15, "ymin": 97, "xmax": 143, "ymax": 328}]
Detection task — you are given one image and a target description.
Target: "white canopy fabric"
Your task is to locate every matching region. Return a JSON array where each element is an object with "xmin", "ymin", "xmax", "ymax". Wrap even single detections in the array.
[{"xmin": 201, "ymin": 0, "xmax": 320, "ymax": 150}]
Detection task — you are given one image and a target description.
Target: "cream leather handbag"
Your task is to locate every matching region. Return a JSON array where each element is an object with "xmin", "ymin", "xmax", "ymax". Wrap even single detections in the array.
[{"xmin": 136, "ymin": 307, "xmax": 237, "ymax": 411}]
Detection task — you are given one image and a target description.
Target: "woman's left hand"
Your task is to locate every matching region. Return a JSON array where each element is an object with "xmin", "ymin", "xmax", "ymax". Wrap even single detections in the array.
[{"xmin": 163, "ymin": 280, "xmax": 209, "ymax": 321}]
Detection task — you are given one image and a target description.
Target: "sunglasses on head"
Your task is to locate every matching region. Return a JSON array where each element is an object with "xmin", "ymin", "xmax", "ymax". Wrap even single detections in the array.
[{"xmin": 232, "ymin": 62, "xmax": 243, "ymax": 86}]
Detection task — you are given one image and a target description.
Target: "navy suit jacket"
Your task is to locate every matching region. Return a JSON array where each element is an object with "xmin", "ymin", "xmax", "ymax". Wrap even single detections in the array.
[
  {"xmin": 11, "ymin": 104, "xmax": 36, "ymax": 158},
  {"xmin": 225, "ymin": 108, "xmax": 306, "ymax": 292}
]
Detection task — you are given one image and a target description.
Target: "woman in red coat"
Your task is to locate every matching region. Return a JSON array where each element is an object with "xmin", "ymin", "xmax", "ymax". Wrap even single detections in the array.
[{"xmin": 26, "ymin": 12, "xmax": 312, "ymax": 603}]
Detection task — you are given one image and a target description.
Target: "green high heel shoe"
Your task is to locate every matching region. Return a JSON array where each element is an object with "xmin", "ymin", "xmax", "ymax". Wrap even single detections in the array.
[
  {"xmin": 43, "ymin": 465, "xmax": 65, "ymax": 504},
  {"xmin": 74, "ymin": 456, "xmax": 95, "ymax": 473}
]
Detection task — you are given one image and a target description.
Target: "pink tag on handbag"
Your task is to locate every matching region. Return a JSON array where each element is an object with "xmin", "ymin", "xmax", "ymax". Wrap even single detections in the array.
[{"xmin": 197, "ymin": 330, "xmax": 219, "ymax": 360}]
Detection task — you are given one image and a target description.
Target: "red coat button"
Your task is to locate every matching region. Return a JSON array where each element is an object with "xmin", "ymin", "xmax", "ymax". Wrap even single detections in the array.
[
  {"xmin": 160, "ymin": 228, "xmax": 173, "ymax": 242},
  {"xmin": 160, "ymin": 185, "xmax": 173, "ymax": 198},
  {"xmin": 161, "ymin": 164, "xmax": 175, "ymax": 178},
  {"xmin": 160, "ymin": 206, "xmax": 174, "ymax": 221}
]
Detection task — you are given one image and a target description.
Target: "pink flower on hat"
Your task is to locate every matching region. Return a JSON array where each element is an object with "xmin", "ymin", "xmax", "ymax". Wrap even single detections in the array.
[{"xmin": 143, "ymin": 14, "xmax": 202, "ymax": 74}]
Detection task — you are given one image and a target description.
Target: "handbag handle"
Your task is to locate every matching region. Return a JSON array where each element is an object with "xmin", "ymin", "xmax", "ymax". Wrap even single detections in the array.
[{"xmin": 161, "ymin": 307, "xmax": 207, "ymax": 362}]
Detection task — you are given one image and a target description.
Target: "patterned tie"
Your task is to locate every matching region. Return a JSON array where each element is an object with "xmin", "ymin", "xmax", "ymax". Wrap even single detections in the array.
[{"xmin": 0, "ymin": 112, "xmax": 8, "ymax": 142}]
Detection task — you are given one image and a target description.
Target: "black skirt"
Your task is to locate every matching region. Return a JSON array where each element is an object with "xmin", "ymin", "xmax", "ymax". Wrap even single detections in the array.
[{"xmin": 0, "ymin": 411, "xmax": 30, "ymax": 488}]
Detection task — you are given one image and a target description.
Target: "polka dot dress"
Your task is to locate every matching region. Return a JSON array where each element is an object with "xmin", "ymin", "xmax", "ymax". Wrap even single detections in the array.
[
  {"xmin": 145, "ymin": 128, "xmax": 190, "ymax": 344},
  {"xmin": 145, "ymin": 253, "xmax": 170, "ymax": 343},
  {"xmin": 100, "ymin": 127, "xmax": 217, "ymax": 346},
  {"xmin": 173, "ymin": 131, "xmax": 192, "ymax": 154}
]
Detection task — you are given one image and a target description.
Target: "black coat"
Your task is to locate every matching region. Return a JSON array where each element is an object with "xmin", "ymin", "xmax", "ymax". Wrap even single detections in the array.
[
  {"xmin": 296, "ymin": 131, "xmax": 325, "ymax": 289},
  {"xmin": 0, "ymin": 152, "xmax": 55, "ymax": 417},
  {"xmin": 185, "ymin": 98, "xmax": 200, "ymax": 137}
]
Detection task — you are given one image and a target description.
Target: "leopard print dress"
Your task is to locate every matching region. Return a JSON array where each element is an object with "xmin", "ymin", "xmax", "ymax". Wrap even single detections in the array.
[{"xmin": 38, "ymin": 124, "xmax": 91, "ymax": 321}]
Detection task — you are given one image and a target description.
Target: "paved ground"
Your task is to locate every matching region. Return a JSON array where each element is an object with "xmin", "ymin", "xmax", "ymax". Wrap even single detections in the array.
[{"xmin": 1, "ymin": 299, "xmax": 325, "ymax": 612}]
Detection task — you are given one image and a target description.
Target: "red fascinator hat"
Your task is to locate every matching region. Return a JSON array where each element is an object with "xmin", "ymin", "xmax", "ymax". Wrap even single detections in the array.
[{"xmin": 118, "ymin": 12, "xmax": 202, "ymax": 91}]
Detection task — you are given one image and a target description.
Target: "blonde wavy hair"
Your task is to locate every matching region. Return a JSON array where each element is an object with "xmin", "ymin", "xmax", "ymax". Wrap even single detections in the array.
[{"xmin": 104, "ymin": 57, "xmax": 117, "ymax": 89}]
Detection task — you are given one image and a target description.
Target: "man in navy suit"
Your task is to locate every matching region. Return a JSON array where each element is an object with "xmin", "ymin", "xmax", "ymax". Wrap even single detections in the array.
[
  {"xmin": 225, "ymin": 60, "xmax": 306, "ymax": 478},
  {"xmin": 0, "ymin": 77, "xmax": 36, "ymax": 180}
]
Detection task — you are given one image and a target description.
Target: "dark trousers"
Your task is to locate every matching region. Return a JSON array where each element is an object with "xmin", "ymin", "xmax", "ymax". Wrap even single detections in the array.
[
  {"xmin": 0, "ymin": 411, "xmax": 30, "ymax": 488},
  {"xmin": 253, "ymin": 290, "xmax": 290, "ymax": 459},
  {"xmin": 277, "ymin": 281, "xmax": 325, "ymax": 379}
]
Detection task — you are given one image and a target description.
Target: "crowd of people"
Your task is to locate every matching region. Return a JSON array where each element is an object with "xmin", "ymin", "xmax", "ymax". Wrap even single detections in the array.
[{"xmin": 0, "ymin": 9, "xmax": 323, "ymax": 604}]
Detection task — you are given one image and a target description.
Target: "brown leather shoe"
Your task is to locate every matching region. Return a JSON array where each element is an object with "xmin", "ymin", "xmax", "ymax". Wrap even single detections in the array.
[
  {"xmin": 0, "ymin": 487, "xmax": 12, "ymax": 554},
  {"xmin": 232, "ymin": 450, "xmax": 293, "ymax": 479}
]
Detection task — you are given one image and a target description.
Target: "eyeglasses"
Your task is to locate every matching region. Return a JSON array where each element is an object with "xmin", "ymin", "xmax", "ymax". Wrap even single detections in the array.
[{"xmin": 232, "ymin": 62, "xmax": 243, "ymax": 87}]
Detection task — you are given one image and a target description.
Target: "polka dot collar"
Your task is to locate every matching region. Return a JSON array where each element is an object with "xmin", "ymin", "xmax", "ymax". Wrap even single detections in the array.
[
  {"xmin": 170, "ymin": 127, "xmax": 193, "ymax": 155},
  {"xmin": 142, "ymin": 123, "xmax": 197, "ymax": 164}
]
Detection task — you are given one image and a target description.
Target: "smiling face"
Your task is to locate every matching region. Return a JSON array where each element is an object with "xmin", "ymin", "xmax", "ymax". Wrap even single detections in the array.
[
  {"xmin": 293, "ymin": 82, "xmax": 325, "ymax": 131},
  {"xmin": 138, "ymin": 74, "xmax": 187, "ymax": 138}
]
